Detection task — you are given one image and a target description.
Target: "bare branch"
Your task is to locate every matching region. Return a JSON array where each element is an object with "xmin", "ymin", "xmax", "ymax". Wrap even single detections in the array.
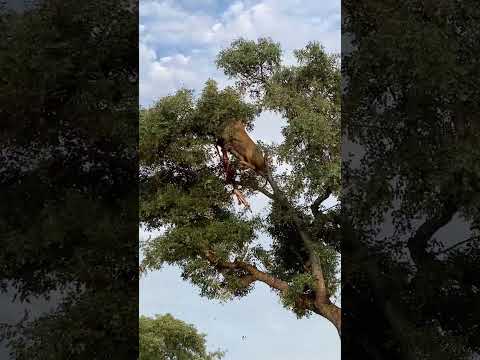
[
  {"xmin": 434, "ymin": 235, "xmax": 479, "ymax": 256},
  {"xmin": 311, "ymin": 186, "xmax": 332, "ymax": 217},
  {"xmin": 253, "ymin": 185, "xmax": 275, "ymax": 200}
]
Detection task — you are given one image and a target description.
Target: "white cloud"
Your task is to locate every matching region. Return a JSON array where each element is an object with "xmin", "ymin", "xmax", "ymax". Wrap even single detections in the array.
[
  {"xmin": 211, "ymin": 22, "xmax": 222, "ymax": 32},
  {"xmin": 140, "ymin": 0, "xmax": 340, "ymax": 51},
  {"xmin": 139, "ymin": 41, "xmax": 211, "ymax": 105},
  {"xmin": 140, "ymin": 0, "xmax": 340, "ymax": 106},
  {"xmin": 214, "ymin": 0, "xmax": 340, "ymax": 61},
  {"xmin": 140, "ymin": 1, "xmax": 215, "ymax": 47},
  {"xmin": 160, "ymin": 54, "xmax": 191, "ymax": 65}
]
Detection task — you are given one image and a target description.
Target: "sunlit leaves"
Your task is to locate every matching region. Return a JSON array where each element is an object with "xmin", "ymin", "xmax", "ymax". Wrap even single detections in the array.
[
  {"xmin": 141, "ymin": 38, "xmax": 341, "ymax": 318},
  {"xmin": 140, "ymin": 314, "xmax": 224, "ymax": 360},
  {"xmin": 216, "ymin": 37, "xmax": 281, "ymax": 96}
]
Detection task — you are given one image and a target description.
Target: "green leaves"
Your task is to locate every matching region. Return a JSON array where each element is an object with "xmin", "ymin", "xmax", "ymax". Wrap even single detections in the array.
[
  {"xmin": 195, "ymin": 79, "xmax": 259, "ymax": 134},
  {"xmin": 216, "ymin": 37, "xmax": 282, "ymax": 97},
  {"xmin": 139, "ymin": 83, "xmax": 262, "ymax": 299},
  {"xmin": 139, "ymin": 89, "xmax": 197, "ymax": 167},
  {"xmin": 140, "ymin": 314, "xmax": 225, "ymax": 360},
  {"xmin": 267, "ymin": 43, "xmax": 341, "ymax": 200},
  {"xmin": 281, "ymin": 273, "xmax": 316, "ymax": 318},
  {"xmin": 0, "ymin": 1, "xmax": 138, "ymax": 357},
  {"xmin": 342, "ymin": 1, "xmax": 480, "ymax": 356},
  {"xmin": 141, "ymin": 216, "xmax": 260, "ymax": 299},
  {"xmin": 141, "ymin": 38, "xmax": 341, "ymax": 322}
]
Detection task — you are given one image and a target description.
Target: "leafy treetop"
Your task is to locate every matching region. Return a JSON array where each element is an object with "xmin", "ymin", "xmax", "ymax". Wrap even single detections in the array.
[
  {"xmin": 140, "ymin": 314, "xmax": 224, "ymax": 360},
  {"xmin": 140, "ymin": 38, "xmax": 341, "ymax": 335}
]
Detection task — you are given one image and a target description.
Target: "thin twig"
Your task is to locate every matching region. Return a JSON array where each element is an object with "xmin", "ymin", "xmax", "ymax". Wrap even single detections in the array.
[{"xmin": 434, "ymin": 235, "xmax": 479, "ymax": 255}]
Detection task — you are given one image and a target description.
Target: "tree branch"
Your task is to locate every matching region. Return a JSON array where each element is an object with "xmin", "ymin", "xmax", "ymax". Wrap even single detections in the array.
[
  {"xmin": 215, "ymin": 166, "xmax": 341, "ymax": 333},
  {"xmin": 204, "ymin": 249, "xmax": 288, "ymax": 292},
  {"xmin": 344, "ymin": 220, "xmax": 416, "ymax": 358},
  {"xmin": 407, "ymin": 200, "xmax": 458, "ymax": 267},
  {"xmin": 265, "ymin": 171, "xmax": 332, "ymax": 307},
  {"xmin": 235, "ymin": 178, "xmax": 275, "ymax": 200},
  {"xmin": 433, "ymin": 235, "xmax": 478, "ymax": 256},
  {"xmin": 252, "ymin": 184, "xmax": 275, "ymax": 200},
  {"xmin": 311, "ymin": 187, "xmax": 332, "ymax": 218},
  {"xmin": 204, "ymin": 249, "xmax": 341, "ymax": 335}
]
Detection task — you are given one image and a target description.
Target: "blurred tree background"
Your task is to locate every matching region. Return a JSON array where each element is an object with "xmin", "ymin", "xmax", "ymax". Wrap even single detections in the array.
[
  {"xmin": 0, "ymin": 0, "xmax": 138, "ymax": 358},
  {"xmin": 342, "ymin": 0, "xmax": 480, "ymax": 358}
]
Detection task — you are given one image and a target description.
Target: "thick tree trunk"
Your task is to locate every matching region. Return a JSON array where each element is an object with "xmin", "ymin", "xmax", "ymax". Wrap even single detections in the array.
[{"xmin": 315, "ymin": 301, "xmax": 341, "ymax": 336}]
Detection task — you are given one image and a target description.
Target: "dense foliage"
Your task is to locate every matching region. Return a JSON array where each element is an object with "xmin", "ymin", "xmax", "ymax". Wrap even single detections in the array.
[
  {"xmin": 0, "ymin": 1, "xmax": 138, "ymax": 358},
  {"xmin": 140, "ymin": 38, "xmax": 341, "ymax": 334},
  {"xmin": 342, "ymin": 0, "xmax": 480, "ymax": 358},
  {"xmin": 140, "ymin": 314, "xmax": 224, "ymax": 360}
]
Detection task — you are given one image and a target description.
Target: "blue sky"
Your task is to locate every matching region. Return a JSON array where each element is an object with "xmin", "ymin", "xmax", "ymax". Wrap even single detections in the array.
[
  {"xmin": 139, "ymin": 1, "xmax": 341, "ymax": 359},
  {"xmin": 140, "ymin": 0, "xmax": 340, "ymax": 106}
]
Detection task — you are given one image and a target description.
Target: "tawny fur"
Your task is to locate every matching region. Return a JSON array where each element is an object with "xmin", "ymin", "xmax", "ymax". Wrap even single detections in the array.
[{"xmin": 221, "ymin": 120, "xmax": 266, "ymax": 174}]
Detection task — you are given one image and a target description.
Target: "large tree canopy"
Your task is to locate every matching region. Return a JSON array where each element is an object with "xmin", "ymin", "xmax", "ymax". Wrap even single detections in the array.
[{"xmin": 140, "ymin": 38, "xmax": 341, "ymax": 334}]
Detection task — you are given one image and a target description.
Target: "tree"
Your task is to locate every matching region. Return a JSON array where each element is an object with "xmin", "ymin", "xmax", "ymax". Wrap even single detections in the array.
[
  {"xmin": 139, "ymin": 314, "xmax": 224, "ymax": 360},
  {"xmin": 140, "ymin": 38, "xmax": 341, "ymax": 335},
  {"xmin": 342, "ymin": 0, "xmax": 480, "ymax": 358},
  {"xmin": 0, "ymin": 1, "xmax": 138, "ymax": 358}
]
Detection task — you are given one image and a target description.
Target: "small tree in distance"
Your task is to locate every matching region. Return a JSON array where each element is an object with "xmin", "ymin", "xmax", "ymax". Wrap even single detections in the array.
[
  {"xmin": 139, "ymin": 314, "xmax": 224, "ymax": 360},
  {"xmin": 140, "ymin": 38, "xmax": 341, "ymax": 335}
]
